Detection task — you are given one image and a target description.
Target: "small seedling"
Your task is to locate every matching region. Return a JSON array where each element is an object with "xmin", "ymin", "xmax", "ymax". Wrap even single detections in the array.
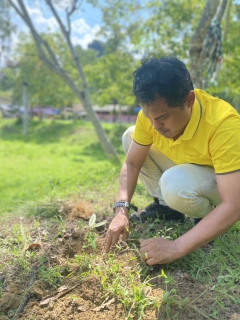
[{"xmin": 88, "ymin": 213, "xmax": 107, "ymax": 229}]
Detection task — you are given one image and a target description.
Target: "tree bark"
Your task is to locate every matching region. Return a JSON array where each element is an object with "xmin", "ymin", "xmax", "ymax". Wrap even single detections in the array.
[
  {"xmin": 223, "ymin": 0, "xmax": 232, "ymax": 42},
  {"xmin": 189, "ymin": 0, "xmax": 229, "ymax": 89},
  {"xmin": 216, "ymin": 0, "xmax": 228, "ymax": 22},
  {"xmin": 189, "ymin": 0, "xmax": 220, "ymax": 89},
  {"xmin": 8, "ymin": 0, "xmax": 121, "ymax": 164}
]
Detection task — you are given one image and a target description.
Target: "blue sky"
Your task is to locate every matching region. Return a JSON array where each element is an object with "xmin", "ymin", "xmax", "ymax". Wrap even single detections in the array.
[
  {"xmin": 79, "ymin": 1, "xmax": 102, "ymax": 27},
  {"xmin": 11, "ymin": 0, "xmax": 104, "ymax": 49}
]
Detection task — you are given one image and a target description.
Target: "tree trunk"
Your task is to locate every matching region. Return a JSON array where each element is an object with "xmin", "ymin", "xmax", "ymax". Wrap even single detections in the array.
[
  {"xmin": 189, "ymin": 0, "xmax": 220, "ymax": 89},
  {"xmin": 76, "ymin": 88, "xmax": 120, "ymax": 163},
  {"xmin": 216, "ymin": 0, "xmax": 228, "ymax": 22},
  {"xmin": 22, "ymin": 81, "xmax": 29, "ymax": 136}
]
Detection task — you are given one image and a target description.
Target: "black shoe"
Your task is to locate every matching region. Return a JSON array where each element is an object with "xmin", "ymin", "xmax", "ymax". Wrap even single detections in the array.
[
  {"xmin": 130, "ymin": 198, "xmax": 185, "ymax": 223},
  {"xmin": 194, "ymin": 218, "xmax": 202, "ymax": 225}
]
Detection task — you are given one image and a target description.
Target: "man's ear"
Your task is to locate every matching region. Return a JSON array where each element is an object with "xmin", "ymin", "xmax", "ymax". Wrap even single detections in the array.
[{"xmin": 186, "ymin": 90, "xmax": 195, "ymax": 109}]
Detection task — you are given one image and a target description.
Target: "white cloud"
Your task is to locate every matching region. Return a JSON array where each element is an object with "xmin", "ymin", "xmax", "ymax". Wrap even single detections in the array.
[
  {"xmin": 26, "ymin": 7, "xmax": 58, "ymax": 33},
  {"xmin": 71, "ymin": 22, "xmax": 102, "ymax": 48},
  {"xmin": 72, "ymin": 18, "xmax": 91, "ymax": 34},
  {"xmin": 11, "ymin": 3, "xmax": 103, "ymax": 50}
]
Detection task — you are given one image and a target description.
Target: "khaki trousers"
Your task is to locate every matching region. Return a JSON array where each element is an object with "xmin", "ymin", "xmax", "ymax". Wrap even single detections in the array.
[{"xmin": 122, "ymin": 126, "xmax": 221, "ymax": 218}]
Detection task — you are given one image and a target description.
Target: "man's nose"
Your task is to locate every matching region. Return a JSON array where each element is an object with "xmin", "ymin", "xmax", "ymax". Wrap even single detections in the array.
[{"xmin": 153, "ymin": 119, "xmax": 163, "ymax": 129}]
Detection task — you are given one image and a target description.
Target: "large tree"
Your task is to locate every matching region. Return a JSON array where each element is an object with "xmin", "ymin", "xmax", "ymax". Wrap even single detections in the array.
[
  {"xmin": 8, "ymin": 0, "xmax": 120, "ymax": 164},
  {"xmin": 95, "ymin": 0, "xmax": 234, "ymax": 90}
]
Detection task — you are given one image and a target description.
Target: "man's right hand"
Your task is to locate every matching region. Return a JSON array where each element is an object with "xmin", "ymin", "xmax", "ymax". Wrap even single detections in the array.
[{"xmin": 102, "ymin": 208, "xmax": 130, "ymax": 254}]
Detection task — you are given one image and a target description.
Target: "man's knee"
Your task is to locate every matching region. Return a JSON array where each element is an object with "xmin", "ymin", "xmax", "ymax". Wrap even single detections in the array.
[
  {"xmin": 122, "ymin": 126, "xmax": 135, "ymax": 154},
  {"xmin": 160, "ymin": 165, "xmax": 215, "ymax": 217}
]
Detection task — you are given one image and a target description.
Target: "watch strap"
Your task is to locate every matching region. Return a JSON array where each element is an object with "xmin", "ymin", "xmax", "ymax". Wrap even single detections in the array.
[{"xmin": 113, "ymin": 201, "xmax": 138, "ymax": 212}]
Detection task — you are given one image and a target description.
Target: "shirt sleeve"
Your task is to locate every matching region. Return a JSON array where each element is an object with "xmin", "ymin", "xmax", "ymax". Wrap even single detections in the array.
[
  {"xmin": 210, "ymin": 114, "xmax": 240, "ymax": 174},
  {"xmin": 133, "ymin": 110, "xmax": 153, "ymax": 146}
]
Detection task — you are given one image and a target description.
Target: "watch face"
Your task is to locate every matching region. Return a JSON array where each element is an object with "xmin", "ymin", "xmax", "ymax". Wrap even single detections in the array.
[{"xmin": 114, "ymin": 202, "xmax": 129, "ymax": 209}]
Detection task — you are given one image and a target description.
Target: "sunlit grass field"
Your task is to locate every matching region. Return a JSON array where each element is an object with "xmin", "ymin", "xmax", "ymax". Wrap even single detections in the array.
[{"xmin": 0, "ymin": 117, "xmax": 130, "ymax": 214}]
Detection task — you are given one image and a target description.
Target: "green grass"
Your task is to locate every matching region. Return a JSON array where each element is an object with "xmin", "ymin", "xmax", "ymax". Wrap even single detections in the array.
[
  {"xmin": 1, "ymin": 117, "xmax": 239, "ymax": 319},
  {"xmin": 0, "ymin": 117, "xmax": 130, "ymax": 214}
]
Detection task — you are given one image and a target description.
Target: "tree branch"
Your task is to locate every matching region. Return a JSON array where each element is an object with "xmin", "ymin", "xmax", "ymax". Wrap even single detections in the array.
[
  {"xmin": 217, "ymin": 0, "xmax": 228, "ymax": 22},
  {"xmin": 45, "ymin": 0, "xmax": 90, "ymax": 94},
  {"xmin": 9, "ymin": 1, "xmax": 75, "ymax": 87},
  {"xmin": 223, "ymin": 0, "xmax": 232, "ymax": 42},
  {"xmin": 66, "ymin": 0, "xmax": 79, "ymax": 34},
  {"xmin": 68, "ymin": 0, "xmax": 78, "ymax": 17},
  {"xmin": 46, "ymin": 0, "xmax": 71, "ymax": 41},
  {"xmin": 8, "ymin": 0, "xmax": 24, "ymax": 20},
  {"xmin": 66, "ymin": 12, "xmax": 71, "ymax": 34}
]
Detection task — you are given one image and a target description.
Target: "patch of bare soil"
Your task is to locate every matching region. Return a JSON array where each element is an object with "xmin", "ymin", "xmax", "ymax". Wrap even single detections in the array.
[{"xmin": 0, "ymin": 202, "xmax": 239, "ymax": 320}]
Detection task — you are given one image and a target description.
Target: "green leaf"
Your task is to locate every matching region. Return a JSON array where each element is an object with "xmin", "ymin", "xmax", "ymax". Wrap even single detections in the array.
[
  {"xmin": 92, "ymin": 220, "xmax": 107, "ymax": 228},
  {"xmin": 89, "ymin": 213, "xmax": 97, "ymax": 227}
]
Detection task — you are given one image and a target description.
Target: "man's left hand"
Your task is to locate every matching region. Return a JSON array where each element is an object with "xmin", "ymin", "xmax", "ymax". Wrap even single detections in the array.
[{"xmin": 139, "ymin": 237, "xmax": 181, "ymax": 265}]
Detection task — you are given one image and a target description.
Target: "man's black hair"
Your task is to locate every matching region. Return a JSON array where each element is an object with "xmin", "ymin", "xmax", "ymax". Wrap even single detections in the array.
[{"xmin": 133, "ymin": 57, "xmax": 194, "ymax": 107}]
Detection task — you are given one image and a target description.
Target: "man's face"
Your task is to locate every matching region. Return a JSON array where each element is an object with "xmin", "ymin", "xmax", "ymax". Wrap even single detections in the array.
[{"xmin": 141, "ymin": 94, "xmax": 194, "ymax": 140}]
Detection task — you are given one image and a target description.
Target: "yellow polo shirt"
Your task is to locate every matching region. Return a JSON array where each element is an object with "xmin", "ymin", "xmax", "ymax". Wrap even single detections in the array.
[{"xmin": 133, "ymin": 89, "xmax": 240, "ymax": 174}]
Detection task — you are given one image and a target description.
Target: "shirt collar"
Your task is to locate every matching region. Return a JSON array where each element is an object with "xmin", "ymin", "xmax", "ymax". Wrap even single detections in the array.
[{"xmin": 181, "ymin": 97, "xmax": 202, "ymax": 141}]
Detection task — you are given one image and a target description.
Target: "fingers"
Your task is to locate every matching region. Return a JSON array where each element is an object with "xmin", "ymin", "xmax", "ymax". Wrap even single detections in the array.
[
  {"xmin": 122, "ymin": 226, "xmax": 129, "ymax": 242},
  {"xmin": 139, "ymin": 239, "xmax": 152, "ymax": 263},
  {"xmin": 102, "ymin": 215, "xmax": 130, "ymax": 254},
  {"xmin": 139, "ymin": 238, "xmax": 149, "ymax": 248},
  {"xmin": 145, "ymin": 257, "xmax": 155, "ymax": 266},
  {"xmin": 102, "ymin": 231, "xmax": 119, "ymax": 254},
  {"xmin": 102, "ymin": 232, "xmax": 111, "ymax": 254},
  {"xmin": 139, "ymin": 250, "xmax": 152, "ymax": 263},
  {"xmin": 139, "ymin": 239, "xmax": 150, "ymax": 252}
]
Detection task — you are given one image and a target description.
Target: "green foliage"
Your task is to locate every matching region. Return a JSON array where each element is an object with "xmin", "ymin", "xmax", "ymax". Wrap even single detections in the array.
[
  {"xmin": 1, "ymin": 33, "xmax": 101, "ymax": 108},
  {"xmin": 92, "ymin": 254, "xmax": 162, "ymax": 319},
  {"xmin": 93, "ymin": 0, "xmax": 240, "ymax": 103},
  {"xmin": 85, "ymin": 52, "xmax": 136, "ymax": 106},
  {"xmin": 0, "ymin": 0, "xmax": 15, "ymax": 52},
  {"xmin": 83, "ymin": 230, "xmax": 98, "ymax": 251},
  {"xmin": 38, "ymin": 265, "xmax": 63, "ymax": 288},
  {"xmin": 96, "ymin": 0, "xmax": 205, "ymax": 58},
  {"xmin": 6, "ymin": 33, "xmax": 76, "ymax": 107}
]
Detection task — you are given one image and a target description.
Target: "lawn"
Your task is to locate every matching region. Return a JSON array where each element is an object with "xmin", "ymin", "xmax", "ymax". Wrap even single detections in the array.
[
  {"xmin": 0, "ymin": 117, "xmax": 130, "ymax": 214},
  {"xmin": 0, "ymin": 117, "xmax": 239, "ymax": 320}
]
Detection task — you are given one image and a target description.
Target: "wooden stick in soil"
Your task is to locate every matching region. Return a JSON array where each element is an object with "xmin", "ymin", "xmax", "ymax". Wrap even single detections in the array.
[{"xmin": 13, "ymin": 264, "xmax": 38, "ymax": 320}]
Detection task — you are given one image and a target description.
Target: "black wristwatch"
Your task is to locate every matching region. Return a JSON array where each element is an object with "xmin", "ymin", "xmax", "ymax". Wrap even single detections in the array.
[{"xmin": 113, "ymin": 201, "xmax": 138, "ymax": 212}]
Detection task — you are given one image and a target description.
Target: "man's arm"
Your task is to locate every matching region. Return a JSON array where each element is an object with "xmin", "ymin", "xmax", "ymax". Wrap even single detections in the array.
[
  {"xmin": 140, "ymin": 171, "xmax": 240, "ymax": 265},
  {"xmin": 103, "ymin": 140, "xmax": 151, "ymax": 253}
]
